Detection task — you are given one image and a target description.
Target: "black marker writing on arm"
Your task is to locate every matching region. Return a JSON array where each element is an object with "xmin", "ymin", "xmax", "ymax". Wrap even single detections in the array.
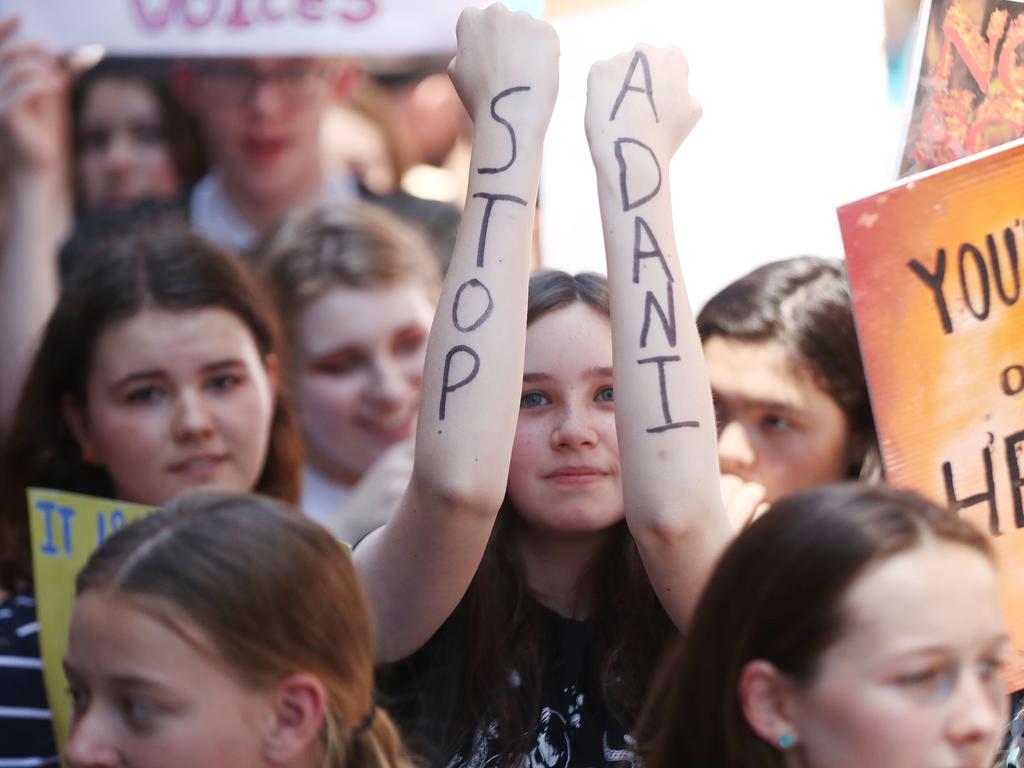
[{"xmin": 585, "ymin": 44, "xmax": 729, "ymax": 630}]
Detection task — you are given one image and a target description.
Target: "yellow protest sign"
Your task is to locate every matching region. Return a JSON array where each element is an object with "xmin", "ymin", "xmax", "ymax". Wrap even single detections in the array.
[{"xmin": 27, "ymin": 488, "xmax": 153, "ymax": 754}]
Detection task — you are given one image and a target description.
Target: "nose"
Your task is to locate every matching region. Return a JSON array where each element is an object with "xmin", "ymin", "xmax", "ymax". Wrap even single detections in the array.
[
  {"xmin": 172, "ymin": 389, "xmax": 215, "ymax": 442},
  {"xmin": 717, "ymin": 419, "xmax": 756, "ymax": 477},
  {"xmin": 551, "ymin": 402, "xmax": 598, "ymax": 450},
  {"xmin": 365, "ymin": 356, "xmax": 410, "ymax": 412},
  {"xmin": 945, "ymin": 667, "xmax": 1005, "ymax": 754},
  {"xmin": 247, "ymin": 74, "xmax": 287, "ymax": 114},
  {"xmin": 65, "ymin": 706, "xmax": 118, "ymax": 767},
  {"xmin": 103, "ymin": 130, "xmax": 136, "ymax": 172}
]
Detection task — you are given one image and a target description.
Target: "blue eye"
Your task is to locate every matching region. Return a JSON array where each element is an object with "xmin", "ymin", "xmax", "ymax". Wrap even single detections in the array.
[
  {"xmin": 893, "ymin": 664, "xmax": 957, "ymax": 703},
  {"xmin": 520, "ymin": 392, "xmax": 550, "ymax": 409},
  {"xmin": 896, "ymin": 668, "xmax": 941, "ymax": 686},
  {"xmin": 978, "ymin": 656, "xmax": 1005, "ymax": 681},
  {"xmin": 122, "ymin": 696, "xmax": 160, "ymax": 731},
  {"xmin": 761, "ymin": 415, "xmax": 792, "ymax": 432},
  {"xmin": 595, "ymin": 386, "xmax": 614, "ymax": 403},
  {"xmin": 206, "ymin": 374, "xmax": 241, "ymax": 393},
  {"xmin": 125, "ymin": 386, "xmax": 165, "ymax": 404}
]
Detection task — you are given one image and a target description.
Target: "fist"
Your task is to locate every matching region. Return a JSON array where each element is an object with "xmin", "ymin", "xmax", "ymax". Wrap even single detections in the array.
[
  {"xmin": 585, "ymin": 44, "xmax": 701, "ymax": 164},
  {"xmin": 448, "ymin": 3, "xmax": 560, "ymax": 131}
]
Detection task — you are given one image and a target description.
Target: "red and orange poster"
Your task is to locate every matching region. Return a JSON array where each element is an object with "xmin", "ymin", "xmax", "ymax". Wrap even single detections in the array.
[
  {"xmin": 898, "ymin": 0, "xmax": 1024, "ymax": 178},
  {"xmin": 839, "ymin": 138, "xmax": 1024, "ymax": 688}
]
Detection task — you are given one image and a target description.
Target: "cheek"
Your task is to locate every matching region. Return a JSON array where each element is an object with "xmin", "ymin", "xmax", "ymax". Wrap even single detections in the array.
[
  {"xmin": 142, "ymin": 146, "xmax": 182, "ymax": 193},
  {"xmin": 298, "ymin": 375, "xmax": 364, "ymax": 426},
  {"xmin": 797, "ymin": 687, "xmax": 938, "ymax": 768},
  {"xmin": 398, "ymin": 358, "xmax": 425, "ymax": 404},
  {"xmin": 77, "ymin": 155, "xmax": 107, "ymax": 198},
  {"xmin": 507, "ymin": 426, "xmax": 543, "ymax": 496},
  {"xmin": 86, "ymin": 405, "xmax": 166, "ymax": 459}
]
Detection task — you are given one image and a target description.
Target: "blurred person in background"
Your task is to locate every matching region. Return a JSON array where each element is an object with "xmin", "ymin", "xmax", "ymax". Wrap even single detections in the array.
[
  {"xmin": 698, "ymin": 256, "xmax": 881, "ymax": 530},
  {"xmin": 0, "ymin": 17, "xmax": 206, "ymax": 430},
  {"xmin": 254, "ymin": 201, "xmax": 441, "ymax": 544},
  {"xmin": 177, "ymin": 55, "xmax": 459, "ymax": 265}
]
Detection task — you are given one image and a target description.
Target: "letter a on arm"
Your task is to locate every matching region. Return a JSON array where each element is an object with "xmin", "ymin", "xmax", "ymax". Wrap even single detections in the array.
[{"xmin": 585, "ymin": 45, "xmax": 730, "ymax": 630}]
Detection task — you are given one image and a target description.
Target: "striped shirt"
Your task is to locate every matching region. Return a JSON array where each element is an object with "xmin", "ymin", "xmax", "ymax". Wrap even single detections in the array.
[{"xmin": 0, "ymin": 591, "xmax": 58, "ymax": 767}]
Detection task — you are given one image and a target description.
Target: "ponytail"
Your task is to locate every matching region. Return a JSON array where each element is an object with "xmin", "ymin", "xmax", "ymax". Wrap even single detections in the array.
[{"xmin": 325, "ymin": 703, "xmax": 414, "ymax": 768}]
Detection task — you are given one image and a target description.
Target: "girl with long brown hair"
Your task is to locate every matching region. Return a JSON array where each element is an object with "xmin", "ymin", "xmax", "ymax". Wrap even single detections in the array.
[
  {"xmin": 0, "ymin": 218, "xmax": 301, "ymax": 764},
  {"xmin": 640, "ymin": 483, "xmax": 1008, "ymax": 768},
  {"xmin": 355, "ymin": 8, "xmax": 729, "ymax": 766}
]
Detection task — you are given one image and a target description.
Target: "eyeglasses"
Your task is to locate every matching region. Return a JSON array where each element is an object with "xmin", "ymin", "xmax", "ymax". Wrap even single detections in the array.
[{"xmin": 195, "ymin": 61, "xmax": 333, "ymax": 105}]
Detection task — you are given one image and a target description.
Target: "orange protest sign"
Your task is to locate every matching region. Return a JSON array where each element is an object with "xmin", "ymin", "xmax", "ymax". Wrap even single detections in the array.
[{"xmin": 839, "ymin": 138, "xmax": 1024, "ymax": 688}]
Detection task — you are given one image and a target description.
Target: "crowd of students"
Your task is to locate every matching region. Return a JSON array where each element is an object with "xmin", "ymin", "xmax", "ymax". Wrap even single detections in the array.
[{"xmin": 0, "ymin": 5, "xmax": 1012, "ymax": 768}]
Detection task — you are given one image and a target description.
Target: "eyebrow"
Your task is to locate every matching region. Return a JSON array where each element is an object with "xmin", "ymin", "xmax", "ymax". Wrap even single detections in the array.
[
  {"xmin": 522, "ymin": 366, "xmax": 613, "ymax": 384},
  {"xmin": 110, "ymin": 359, "xmax": 247, "ymax": 390},
  {"xmin": 710, "ymin": 390, "xmax": 805, "ymax": 413},
  {"xmin": 63, "ymin": 658, "xmax": 173, "ymax": 693}
]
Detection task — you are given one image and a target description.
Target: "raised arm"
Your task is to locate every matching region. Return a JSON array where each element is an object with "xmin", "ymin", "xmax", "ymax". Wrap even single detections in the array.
[
  {"xmin": 584, "ymin": 46, "xmax": 730, "ymax": 629},
  {"xmin": 355, "ymin": 4, "xmax": 559, "ymax": 663},
  {"xmin": 0, "ymin": 18, "xmax": 70, "ymax": 434}
]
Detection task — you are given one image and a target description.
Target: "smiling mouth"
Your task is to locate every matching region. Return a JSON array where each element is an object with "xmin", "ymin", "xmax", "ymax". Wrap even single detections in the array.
[
  {"xmin": 546, "ymin": 467, "xmax": 609, "ymax": 485},
  {"xmin": 169, "ymin": 454, "xmax": 226, "ymax": 477},
  {"xmin": 358, "ymin": 414, "xmax": 416, "ymax": 441}
]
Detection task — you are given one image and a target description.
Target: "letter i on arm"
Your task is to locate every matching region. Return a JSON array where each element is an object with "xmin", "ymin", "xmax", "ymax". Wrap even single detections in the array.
[
  {"xmin": 354, "ymin": 4, "xmax": 560, "ymax": 663},
  {"xmin": 585, "ymin": 46, "xmax": 730, "ymax": 629}
]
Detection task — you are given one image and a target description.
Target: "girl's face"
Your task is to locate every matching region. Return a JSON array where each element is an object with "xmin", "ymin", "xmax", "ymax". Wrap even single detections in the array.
[
  {"xmin": 64, "ymin": 590, "xmax": 274, "ymax": 768},
  {"xmin": 64, "ymin": 308, "xmax": 277, "ymax": 505},
  {"xmin": 507, "ymin": 303, "xmax": 623, "ymax": 534},
  {"xmin": 771, "ymin": 542, "xmax": 1007, "ymax": 768},
  {"xmin": 704, "ymin": 336, "xmax": 852, "ymax": 503},
  {"xmin": 77, "ymin": 78, "xmax": 181, "ymax": 210},
  {"xmin": 293, "ymin": 283, "xmax": 433, "ymax": 484}
]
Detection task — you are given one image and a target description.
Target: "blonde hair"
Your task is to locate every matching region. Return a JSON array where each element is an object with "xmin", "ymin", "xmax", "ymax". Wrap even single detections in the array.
[
  {"xmin": 76, "ymin": 493, "xmax": 414, "ymax": 768},
  {"xmin": 252, "ymin": 201, "xmax": 441, "ymax": 359}
]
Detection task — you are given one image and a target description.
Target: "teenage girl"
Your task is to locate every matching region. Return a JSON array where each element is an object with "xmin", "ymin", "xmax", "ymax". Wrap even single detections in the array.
[
  {"xmin": 64, "ymin": 492, "xmax": 413, "ymax": 768},
  {"xmin": 0, "ymin": 220, "xmax": 300, "ymax": 764},
  {"xmin": 355, "ymin": 7, "xmax": 729, "ymax": 765},
  {"xmin": 640, "ymin": 483, "xmax": 1007, "ymax": 768}
]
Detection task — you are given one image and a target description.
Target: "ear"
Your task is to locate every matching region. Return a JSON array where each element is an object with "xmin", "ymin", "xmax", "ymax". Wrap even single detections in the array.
[
  {"xmin": 329, "ymin": 60, "xmax": 361, "ymax": 103},
  {"xmin": 262, "ymin": 672, "xmax": 327, "ymax": 766},
  {"xmin": 738, "ymin": 659, "xmax": 801, "ymax": 750},
  {"xmin": 62, "ymin": 394, "xmax": 97, "ymax": 462}
]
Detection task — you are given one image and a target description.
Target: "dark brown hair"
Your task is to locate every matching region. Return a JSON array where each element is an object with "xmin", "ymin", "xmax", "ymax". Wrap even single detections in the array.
[
  {"xmin": 697, "ymin": 256, "xmax": 880, "ymax": 480},
  {"xmin": 398, "ymin": 270, "xmax": 676, "ymax": 765},
  {"xmin": 0, "ymin": 221, "xmax": 301, "ymax": 590},
  {"xmin": 76, "ymin": 493, "xmax": 412, "ymax": 768},
  {"xmin": 638, "ymin": 482, "xmax": 993, "ymax": 768},
  {"xmin": 71, "ymin": 57, "xmax": 207, "ymax": 210}
]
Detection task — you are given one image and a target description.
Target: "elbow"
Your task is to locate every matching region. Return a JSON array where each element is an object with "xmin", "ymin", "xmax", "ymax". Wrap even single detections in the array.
[
  {"xmin": 411, "ymin": 465, "xmax": 506, "ymax": 521},
  {"xmin": 628, "ymin": 513, "xmax": 694, "ymax": 548},
  {"xmin": 627, "ymin": 500, "xmax": 727, "ymax": 547}
]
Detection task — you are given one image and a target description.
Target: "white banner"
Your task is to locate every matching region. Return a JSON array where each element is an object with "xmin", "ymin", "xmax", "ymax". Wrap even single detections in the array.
[{"xmin": 0, "ymin": 0, "xmax": 491, "ymax": 56}]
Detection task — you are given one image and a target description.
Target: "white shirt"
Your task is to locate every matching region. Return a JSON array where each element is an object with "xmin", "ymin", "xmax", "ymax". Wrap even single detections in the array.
[
  {"xmin": 189, "ymin": 171, "xmax": 358, "ymax": 253},
  {"xmin": 300, "ymin": 463, "xmax": 352, "ymax": 540}
]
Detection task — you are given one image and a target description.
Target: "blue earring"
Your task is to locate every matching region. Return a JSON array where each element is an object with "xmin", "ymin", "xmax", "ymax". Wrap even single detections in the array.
[{"xmin": 778, "ymin": 734, "xmax": 795, "ymax": 749}]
